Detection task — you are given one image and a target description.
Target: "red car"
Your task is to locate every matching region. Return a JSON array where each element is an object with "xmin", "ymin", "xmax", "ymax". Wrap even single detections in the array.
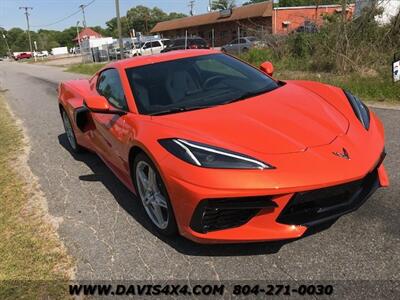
[
  {"xmin": 58, "ymin": 50, "xmax": 388, "ymax": 244},
  {"xmin": 14, "ymin": 52, "xmax": 32, "ymax": 60}
]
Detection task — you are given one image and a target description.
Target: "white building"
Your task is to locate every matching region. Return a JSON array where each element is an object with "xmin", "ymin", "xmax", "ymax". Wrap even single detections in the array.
[{"xmin": 355, "ymin": 0, "xmax": 400, "ymax": 24}]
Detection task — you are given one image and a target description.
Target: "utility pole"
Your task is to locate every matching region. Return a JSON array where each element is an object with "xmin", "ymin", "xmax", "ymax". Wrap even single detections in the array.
[
  {"xmin": 188, "ymin": 0, "xmax": 195, "ymax": 16},
  {"xmin": 19, "ymin": 6, "xmax": 33, "ymax": 53},
  {"xmin": 0, "ymin": 27, "xmax": 11, "ymax": 57},
  {"xmin": 79, "ymin": 4, "xmax": 87, "ymax": 28},
  {"xmin": 115, "ymin": 0, "xmax": 124, "ymax": 59},
  {"xmin": 76, "ymin": 21, "xmax": 82, "ymax": 55}
]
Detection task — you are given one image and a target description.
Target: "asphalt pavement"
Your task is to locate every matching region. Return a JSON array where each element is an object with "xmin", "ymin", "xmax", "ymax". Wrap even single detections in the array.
[{"xmin": 0, "ymin": 61, "xmax": 398, "ymax": 285}]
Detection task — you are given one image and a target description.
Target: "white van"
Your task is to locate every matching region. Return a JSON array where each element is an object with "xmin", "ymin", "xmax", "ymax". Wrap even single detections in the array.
[{"xmin": 129, "ymin": 40, "xmax": 166, "ymax": 57}]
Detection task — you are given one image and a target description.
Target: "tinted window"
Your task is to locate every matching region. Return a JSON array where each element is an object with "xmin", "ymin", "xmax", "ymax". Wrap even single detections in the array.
[
  {"xmin": 171, "ymin": 39, "xmax": 185, "ymax": 47},
  {"xmin": 231, "ymin": 39, "xmax": 238, "ymax": 44},
  {"xmin": 97, "ymin": 69, "xmax": 128, "ymax": 111},
  {"xmin": 125, "ymin": 54, "xmax": 279, "ymax": 115},
  {"xmin": 151, "ymin": 41, "xmax": 162, "ymax": 47},
  {"xmin": 239, "ymin": 38, "xmax": 247, "ymax": 44},
  {"xmin": 193, "ymin": 38, "xmax": 206, "ymax": 46}
]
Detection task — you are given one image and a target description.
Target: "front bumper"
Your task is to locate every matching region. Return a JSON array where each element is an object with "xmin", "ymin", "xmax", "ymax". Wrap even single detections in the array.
[{"xmin": 162, "ymin": 153, "xmax": 388, "ymax": 244}]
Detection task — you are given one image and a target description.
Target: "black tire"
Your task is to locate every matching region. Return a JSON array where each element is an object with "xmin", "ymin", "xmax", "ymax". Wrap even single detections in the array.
[
  {"xmin": 133, "ymin": 152, "xmax": 178, "ymax": 236},
  {"xmin": 61, "ymin": 108, "xmax": 83, "ymax": 153}
]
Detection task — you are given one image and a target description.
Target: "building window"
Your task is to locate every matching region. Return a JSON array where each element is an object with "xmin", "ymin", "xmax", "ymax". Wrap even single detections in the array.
[{"xmin": 282, "ymin": 21, "xmax": 291, "ymax": 31}]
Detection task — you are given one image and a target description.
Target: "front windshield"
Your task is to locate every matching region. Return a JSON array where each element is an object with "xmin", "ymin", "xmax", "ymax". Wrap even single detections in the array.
[{"xmin": 125, "ymin": 53, "xmax": 279, "ymax": 115}]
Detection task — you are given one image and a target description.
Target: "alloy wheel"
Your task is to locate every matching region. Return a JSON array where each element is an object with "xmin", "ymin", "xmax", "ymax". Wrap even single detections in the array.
[{"xmin": 136, "ymin": 161, "xmax": 169, "ymax": 229}]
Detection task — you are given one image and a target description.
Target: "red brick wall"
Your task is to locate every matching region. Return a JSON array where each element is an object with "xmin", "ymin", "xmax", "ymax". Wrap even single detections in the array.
[{"xmin": 272, "ymin": 5, "xmax": 354, "ymax": 34}]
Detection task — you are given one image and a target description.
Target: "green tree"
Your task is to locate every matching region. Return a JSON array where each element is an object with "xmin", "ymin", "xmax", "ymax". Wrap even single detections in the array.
[{"xmin": 211, "ymin": 0, "xmax": 236, "ymax": 10}]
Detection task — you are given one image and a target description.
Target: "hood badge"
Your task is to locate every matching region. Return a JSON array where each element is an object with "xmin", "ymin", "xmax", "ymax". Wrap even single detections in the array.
[{"xmin": 332, "ymin": 148, "xmax": 350, "ymax": 160}]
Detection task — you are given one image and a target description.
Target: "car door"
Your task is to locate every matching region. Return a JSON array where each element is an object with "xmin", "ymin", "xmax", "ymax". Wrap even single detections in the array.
[
  {"xmin": 142, "ymin": 42, "xmax": 152, "ymax": 55},
  {"xmin": 226, "ymin": 39, "xmax": 238, "ymax": 53},
  {"xmin": 151, "ymin": 41, "xmax": 163, "ymax": 54},
  {"xmin": 91, "ymin": 68, "xmax": 131, "ymax": 173},
  {"xmin": 238, "ymin": 38, "xmax": 248, "ymax": 52}
]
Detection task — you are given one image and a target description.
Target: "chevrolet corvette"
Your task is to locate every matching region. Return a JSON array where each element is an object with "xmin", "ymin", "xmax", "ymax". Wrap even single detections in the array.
[{"xmin": 58, "ymin": 50, "xmax": 388, "ymax": 243}]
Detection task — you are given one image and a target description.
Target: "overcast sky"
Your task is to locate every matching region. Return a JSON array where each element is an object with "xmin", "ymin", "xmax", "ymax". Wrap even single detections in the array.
[{"xmin": 0, "ymin": 0, "xmax": 247, "ymax": 31}]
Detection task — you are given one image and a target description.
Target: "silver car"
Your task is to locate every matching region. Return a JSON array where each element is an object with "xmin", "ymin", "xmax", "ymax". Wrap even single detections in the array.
[{"xmin": 221, "ymin": 36, "xmax": 258, "ymax": 54}]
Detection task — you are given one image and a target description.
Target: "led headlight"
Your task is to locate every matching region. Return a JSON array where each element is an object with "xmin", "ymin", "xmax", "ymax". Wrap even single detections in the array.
[
  {"xmin": 159, "ymin": 139, "xmax": 274, "ymax": 170},
  {"xmin": 344, "ymin": 90, "xmax": 370, "ymax": 130}
]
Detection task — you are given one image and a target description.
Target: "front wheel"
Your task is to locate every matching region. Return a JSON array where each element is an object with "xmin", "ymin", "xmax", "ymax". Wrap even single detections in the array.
[{"xmin": 133, "ymin": 153, "xmax": 178, "ymax": 236}]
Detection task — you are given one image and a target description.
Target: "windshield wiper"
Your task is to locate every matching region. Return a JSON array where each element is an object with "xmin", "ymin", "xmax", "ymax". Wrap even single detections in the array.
[{"xmin": 149, "ymin": 105, "xmax": 215, "ymax": 116}]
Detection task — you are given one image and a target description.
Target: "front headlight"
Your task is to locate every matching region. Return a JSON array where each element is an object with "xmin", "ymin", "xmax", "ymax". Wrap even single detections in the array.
[
  {"xmin": 159, "ymin": 138, "xmax": 274, "ymax": 170},
  {"xmin": 344, "ymin": 90, "xmax": 370, "ymax": 130}
]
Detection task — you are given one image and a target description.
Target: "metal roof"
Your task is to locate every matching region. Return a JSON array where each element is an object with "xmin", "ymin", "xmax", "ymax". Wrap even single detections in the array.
[{"xmin": 151, "ymin": 1, "xmax": 273, "ymax": 33}]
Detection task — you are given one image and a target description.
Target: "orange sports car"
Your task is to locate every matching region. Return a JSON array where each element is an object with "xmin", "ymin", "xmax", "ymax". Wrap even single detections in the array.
[{"xmin": 58, "ymin": 50, "xmax": 388, "ymax": 244}]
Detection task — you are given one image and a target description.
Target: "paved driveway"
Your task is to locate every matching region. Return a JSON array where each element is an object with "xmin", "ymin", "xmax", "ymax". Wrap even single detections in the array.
[{"xmin": 0, "ymin": 61, "xmax": 398, "ymax": 284}]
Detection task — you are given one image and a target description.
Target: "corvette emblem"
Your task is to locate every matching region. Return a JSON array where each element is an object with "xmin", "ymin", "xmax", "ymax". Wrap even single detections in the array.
[{"xmin": 332, "ymin": 148, "xmax": 350, "ymax": 160}]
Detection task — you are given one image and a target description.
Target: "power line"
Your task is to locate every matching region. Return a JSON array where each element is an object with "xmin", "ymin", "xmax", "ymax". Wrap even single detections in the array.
[
  {"xmin": 19, "ymin": 6, "xmax": 33, "ymax": 53},
  {"xmin": 30, "ymin": 0, "xmax": 96, "ymax": 29}
]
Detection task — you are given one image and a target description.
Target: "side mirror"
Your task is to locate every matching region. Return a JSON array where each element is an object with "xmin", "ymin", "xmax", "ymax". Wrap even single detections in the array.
[
  {"xmin": 84, "ymin": 95, "xmax": 126, "ymax": 116},
  {"xmin": 260, "ymin": 61, "xmax": 274, "ymax": 77}
]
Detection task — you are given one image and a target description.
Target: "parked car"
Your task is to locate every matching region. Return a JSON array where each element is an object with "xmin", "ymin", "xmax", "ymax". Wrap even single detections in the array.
[
  {"xmin": 161, "ymin": 38, "xmax": 171, "ymax": 47},
  {"xmin": 221, "ymin": 36, "xmax": 258, "ymax": 54},
  {"xmin": 58, "ymin": 49, "xmax": 388, "ymax": 243},
  {"xmin": 14, "ymin": 52, "xmax": 32, "ymax": 60},
  {"xmin": 34, "ymin": 51, "xmax": 49, "ymax": 58},
  {"xmin": 129, "ymin": 40, "xmax": 165, "ymax": 57},
  {"xmin": 295, "ymin": 21, "xmax": 318, "ymax": 33},
  {"xmin": 109, "ymin": 48, "xmax": 130, "ymax": 60},
  {"xmin": 161, "ymin": 37, "xmax": 209, "ymax": 53}
]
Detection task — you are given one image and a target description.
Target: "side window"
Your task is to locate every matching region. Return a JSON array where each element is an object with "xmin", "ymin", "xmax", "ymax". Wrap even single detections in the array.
[
  {"xmin": 239, "ymin": 38, "xmax": 247, "ymax": 44},
  {"xmin": 143, "ymin": 42, "xmax": 150, "ymax": 49},
  {"xmin": 151, "ymin": 41, "xmax": 161, "ymax": 47},
  {"xmin": 97, "ymin": 69, "xmax": 128, "ymax": 111},
  {"xmin": 231, "ymin": 39, "xmax": 238, "ymax": 44}
]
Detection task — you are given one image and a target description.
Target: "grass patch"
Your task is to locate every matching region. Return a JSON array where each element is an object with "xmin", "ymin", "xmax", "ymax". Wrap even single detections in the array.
[
  {"xmin": 0, "ymin": 94, "xmax": 72, "ymax": 299},
  {"xmin": 240, "ymin": 48, "xmax": 400, "ymax": 102},
  {"xmin": 274, "ymin": 70, "xmax": 400, "ymax": 102},
  {"xmin": 66, "ymin": 63, "xmax": 106, "ymax": 75}
]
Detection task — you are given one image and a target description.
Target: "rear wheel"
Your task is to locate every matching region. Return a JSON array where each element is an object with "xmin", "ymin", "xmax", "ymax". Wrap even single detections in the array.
[
  {"xmin": 133, "ymin": 153, "xmax": 177, "ymax": 236},
  {"xmin": 61, "ymin": 109, "xmax": 82, "ymax": 153}
]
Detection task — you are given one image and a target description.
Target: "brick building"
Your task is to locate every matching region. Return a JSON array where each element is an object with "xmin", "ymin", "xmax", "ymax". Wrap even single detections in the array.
[
  {"xmin": 273, "ymin": 4, "xmax": 354, "ymax": 34},
  {"xmin": 151, "ymin": 1, "xmax": 354, "ymax": 46}
]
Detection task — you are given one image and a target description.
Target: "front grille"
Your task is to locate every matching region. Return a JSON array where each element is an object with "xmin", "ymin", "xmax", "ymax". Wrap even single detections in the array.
[
  {"xmin": 190, "ymin": 197, "xmax": 277, "ymax": 233},
  {"xmin": 277, "ymin": 167, "xmax": 381, "ymax": 226}
]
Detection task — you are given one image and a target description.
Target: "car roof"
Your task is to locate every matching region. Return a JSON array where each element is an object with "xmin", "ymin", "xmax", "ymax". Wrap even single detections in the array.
[{"xmin": 106, "ymin": 49, "xmax": 220, "ymax": 70}]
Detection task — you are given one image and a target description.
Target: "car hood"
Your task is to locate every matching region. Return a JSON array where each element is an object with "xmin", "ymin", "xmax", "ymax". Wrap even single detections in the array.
[{"xmin": 152, "ymin": 82, "xmax": 349, "ymax": 154}]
